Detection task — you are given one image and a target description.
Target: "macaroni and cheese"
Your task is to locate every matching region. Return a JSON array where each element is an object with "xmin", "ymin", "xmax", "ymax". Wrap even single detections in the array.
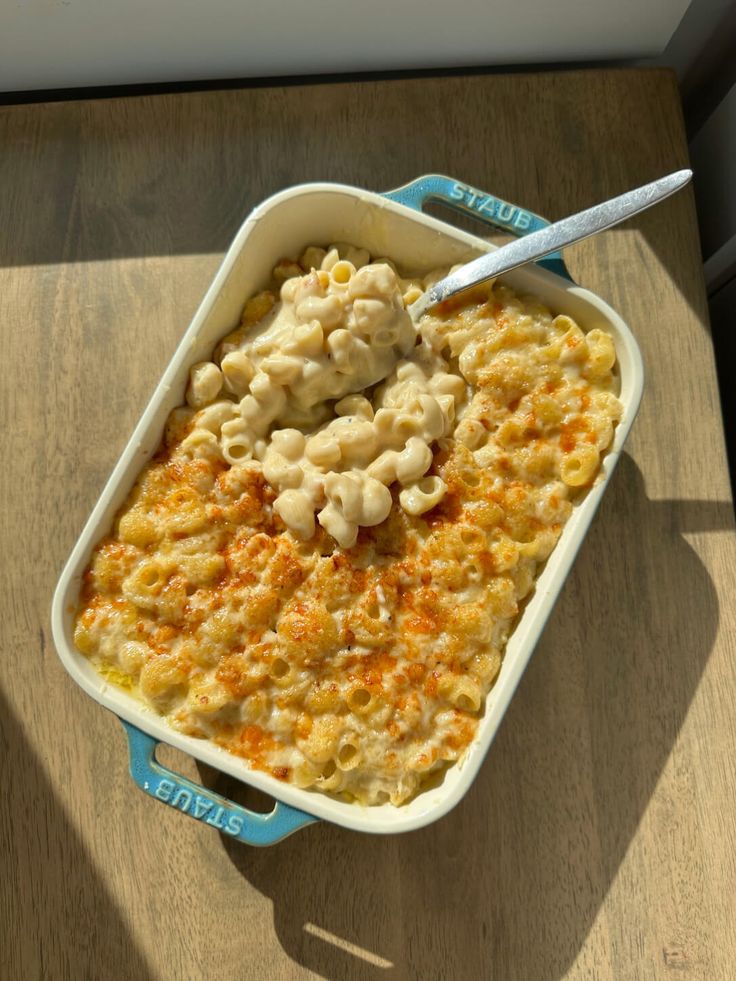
[{"xmin": 74, "ymin": 242, "xmax": 622, "ymax": 805}]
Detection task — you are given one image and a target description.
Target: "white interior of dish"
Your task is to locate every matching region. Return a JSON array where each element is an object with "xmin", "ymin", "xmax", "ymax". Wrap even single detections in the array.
[{"xmin": 51, "ymin": 183, "xmax": 644, "ymax": 834}]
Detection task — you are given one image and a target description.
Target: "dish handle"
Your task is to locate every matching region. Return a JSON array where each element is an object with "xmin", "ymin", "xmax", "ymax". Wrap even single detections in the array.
[
  {"xmin": 382, "ymin": 174, "xmax": 572, "ymax": 281},
  {"xmin": 120, "ymin": 720, "xmax": 318, "ymax": 846}
]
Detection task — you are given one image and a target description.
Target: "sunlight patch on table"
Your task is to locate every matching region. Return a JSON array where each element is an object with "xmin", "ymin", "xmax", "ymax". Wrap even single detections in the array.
[{"xmin": 304, "ymin": 922, "xmax": 393, "ymax": 968}]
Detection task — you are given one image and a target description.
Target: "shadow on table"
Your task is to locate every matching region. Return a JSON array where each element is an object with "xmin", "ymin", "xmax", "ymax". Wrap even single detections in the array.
[
  {"xmin": 198, "ymin": 453, "xmax": 730, "ymax": 981},
  {"xmin": 0, "ymin": 687, "xmax": 155, "ymax": 981}
]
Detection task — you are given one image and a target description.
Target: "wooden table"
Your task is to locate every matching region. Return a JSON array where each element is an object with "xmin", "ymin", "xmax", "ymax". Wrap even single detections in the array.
[{"xmin": 2, "ymin": 69, "xmax": 735, "ymax": 981}]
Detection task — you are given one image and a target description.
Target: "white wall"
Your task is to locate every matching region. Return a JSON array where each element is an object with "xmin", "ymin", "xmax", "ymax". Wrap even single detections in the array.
[
  {"xmin": 1, "ymin": 0, "xmax": 690, "ymax": 92},
  {"xmin": 655, "ymin": 0, "xmax": 734, "ymax": 77}
]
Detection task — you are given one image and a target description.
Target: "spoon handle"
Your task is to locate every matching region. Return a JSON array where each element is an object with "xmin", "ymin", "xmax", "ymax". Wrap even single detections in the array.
[{"xmin": 409, "ymin": 169, "xmax": 692, "ymax": 319}]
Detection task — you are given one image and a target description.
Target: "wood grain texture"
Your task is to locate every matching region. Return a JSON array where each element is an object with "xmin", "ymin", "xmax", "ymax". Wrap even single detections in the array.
[{"xmin": 1, "ymin": 68, "xmax": 735, "ymax": 981}]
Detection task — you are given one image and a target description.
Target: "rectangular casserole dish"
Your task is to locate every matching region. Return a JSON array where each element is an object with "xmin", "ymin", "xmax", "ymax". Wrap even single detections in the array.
[{"xmin": 52, "ymin": 175, "xmax": 644, "ymax": 844}]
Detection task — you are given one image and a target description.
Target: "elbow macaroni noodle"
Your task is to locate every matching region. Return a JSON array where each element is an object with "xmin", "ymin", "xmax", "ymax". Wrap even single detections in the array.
[{"xmin": 74, "ymin": 241, "xmax": 623, "ymax": 805}]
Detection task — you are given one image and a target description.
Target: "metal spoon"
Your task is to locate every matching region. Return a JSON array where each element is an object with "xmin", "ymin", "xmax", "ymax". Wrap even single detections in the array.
[{"xmin": 408, "ymin": 169, "xmax": 692, "ymax": 320}]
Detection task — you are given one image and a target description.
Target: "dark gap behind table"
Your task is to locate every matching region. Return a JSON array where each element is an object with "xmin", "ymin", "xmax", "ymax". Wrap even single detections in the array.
[{"xmin": 708, "ymin": 275, "xmax": 736, "ymax": 507}]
